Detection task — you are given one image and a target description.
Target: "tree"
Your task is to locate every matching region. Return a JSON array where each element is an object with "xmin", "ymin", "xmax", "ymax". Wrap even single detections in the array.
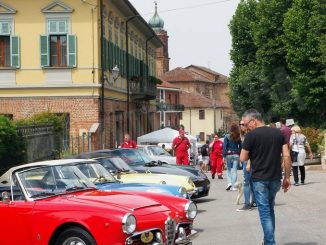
[
  {"xmin": 283, "ymin": 0, "xmax": 326, "ymax": 126},
  {"xmin": 252, "ymin": 0, "xmax": 293, "ymax": 118}
]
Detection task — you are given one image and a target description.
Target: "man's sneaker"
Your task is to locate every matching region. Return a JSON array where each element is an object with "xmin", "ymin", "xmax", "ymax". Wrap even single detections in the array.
[
  {"xmin": 294, "ymin": 182, "xmax": 299, "ymax": 186},
  {"xmin": 226, "ymin": 184, "xmax": 232, "ymax": 191},
  {"xmin": 250, "ymin": 202, "xmax": 257, "ymax": 208},
  {"xmin": 236, "ymin": 205, "xmax": 252, "ymax": 212},
  {"xmin": 218, "ymin": 175, "xmax": 223, "ymax": 179},
  {"xmin": 212, "ymin": 174, "xmax": 215, "ymax": 179}
]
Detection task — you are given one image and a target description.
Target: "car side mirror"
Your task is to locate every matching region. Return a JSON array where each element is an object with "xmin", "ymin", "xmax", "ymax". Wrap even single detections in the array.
[{"xmin": 1, "ymin": 191, "xmax": 11, "ymax": 204}]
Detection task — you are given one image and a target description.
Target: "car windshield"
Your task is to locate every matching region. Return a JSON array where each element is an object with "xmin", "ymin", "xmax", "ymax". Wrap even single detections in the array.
[
  {"xmin": 111, "ymin": 149, "xmax": 153, "ymax": 165},
  {"xmin": 17, "ymin": 165, "xmax": 96, "ymax": 199},
  {"xmin": 75, "ymin": 163, "xmax": 117, "ymax": 183},
  {"xmin": 98, "ymin": 157, "xmax": 133, "ymax": 172},
  {"xmin": 147, "ymin": 146, "xmax": 171, "ymax": 156}
]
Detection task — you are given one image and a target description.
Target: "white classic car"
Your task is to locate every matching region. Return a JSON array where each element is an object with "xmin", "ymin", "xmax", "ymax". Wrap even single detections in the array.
[{"xmin": 137, "ymin": 145, "xmax": 177, "ymax": 165}]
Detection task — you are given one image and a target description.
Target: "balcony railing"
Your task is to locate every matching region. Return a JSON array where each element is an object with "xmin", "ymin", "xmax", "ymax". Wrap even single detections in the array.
[
  {"xmin": 156, "ymin": 102, "xmax": 185, "ymax": 112},
  {"xmin": 130, "ymin": 76, "xmax": 157, "ymax": 101}
]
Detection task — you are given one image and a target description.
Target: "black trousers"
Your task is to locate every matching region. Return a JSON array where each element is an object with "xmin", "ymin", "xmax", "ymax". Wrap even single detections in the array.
[{"xmin": 293, "ymin": 165, "xmax": 305, "ymax": 183}]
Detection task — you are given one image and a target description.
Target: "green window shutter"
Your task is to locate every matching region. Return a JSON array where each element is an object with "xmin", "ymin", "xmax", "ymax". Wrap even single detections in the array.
[
  {"xmin": 10, "ymin": 36, "xmax": 20, "ymax": 68},
  {"xmin": 105, "ymin": 39, "xmax": 109, "ymax": 70},
  {"xmin": 67, "ymin": 35, "xmax": 77, "ymax": 67},
  {"xmin": 109, "ymin": 41, "xmax": 113, "ymax": 70},
  {"xmin": 40, "ymin": 35, "xmax": 49, "ymax": 67}
]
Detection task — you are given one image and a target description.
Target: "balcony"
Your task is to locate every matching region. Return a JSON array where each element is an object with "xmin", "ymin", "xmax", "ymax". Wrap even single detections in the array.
[
  {"xmin": 130, "ymin": 76, "xmax": 157, "ymax": 101},
  {"xmin": 156, "ymin": 102, "xmax": 185, "ymax": 112}
]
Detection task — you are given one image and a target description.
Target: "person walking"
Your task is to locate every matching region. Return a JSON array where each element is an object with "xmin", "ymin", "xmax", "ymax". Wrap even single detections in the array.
[
  {"xmin": 200, "ymin": 140, "xmax": 210, "ymax": 172},
  {"xmin": 240, "ymin": 109, "xmax": 291, "ymax": 245},
  {"xmin": 120, "ymin": 133, "xmax": 137, "ymax": 149},
  {"xmin": 237, "ymin": 120, "xmax": 256, "ymax": 211},
  {"xmin": 289, "ymin": 125, "xmax": 313, "ymax": 186},
  {"xmin": 223, "ymin": 124, "xmax": 242, "ymax": 191},
  {"xmin": 280, "ymin": 118, "xmax": 292, "ymax": 146},
  {"xmin": 209, "ymin": 134, "xmax": 223, "ymax": 179},
  {"xmin": 172, "ymin": 129, "xmax": 191, "ymax": 165}
]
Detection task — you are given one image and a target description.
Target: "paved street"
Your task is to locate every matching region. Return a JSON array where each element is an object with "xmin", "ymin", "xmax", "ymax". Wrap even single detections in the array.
[{"xmin": 192, "ymin": 168, "xmax": 326, "ymax": 245}]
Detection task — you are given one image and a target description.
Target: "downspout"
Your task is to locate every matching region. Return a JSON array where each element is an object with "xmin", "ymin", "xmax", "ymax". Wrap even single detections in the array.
[
  {"xmin": 125, "ymin": 16, "xmax": 138, "ymax": 134},
  {"xmin": 146, "ymin": 34, "xmax": 155, "ymax": 133},
  {"xmin": 100, "ymin": 0, "xmax": 105, "ymax": 148}
]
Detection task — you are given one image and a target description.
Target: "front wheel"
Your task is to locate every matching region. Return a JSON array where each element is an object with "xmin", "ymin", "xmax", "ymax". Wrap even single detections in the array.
[{"xmin": 55, "ymin": 227, "xmax": 96, "ymax": 245}]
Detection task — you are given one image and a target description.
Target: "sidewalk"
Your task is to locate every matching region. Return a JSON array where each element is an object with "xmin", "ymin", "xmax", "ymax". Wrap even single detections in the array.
[{"xmin": 192, "ymin": 168, "xmax": 326, "ymax": 245}]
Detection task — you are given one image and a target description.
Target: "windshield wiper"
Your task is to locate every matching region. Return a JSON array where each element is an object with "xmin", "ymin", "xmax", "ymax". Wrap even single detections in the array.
[
  {"xmin": 30, "ymin": 192, "xmax": 56, "ymax": 198},
  {"xmin": 65, "ymin": 186, "xmax": 85, "ymax": 192}
]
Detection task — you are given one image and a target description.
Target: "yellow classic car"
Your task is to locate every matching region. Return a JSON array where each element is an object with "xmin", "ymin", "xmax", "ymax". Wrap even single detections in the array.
[
  {"xmin": 73, "ymin": 153, "xmax": 198, "ymax": 197},
  {"xmin": 117, "ymin": 172, "xmax": 196, "ymax": 194}
]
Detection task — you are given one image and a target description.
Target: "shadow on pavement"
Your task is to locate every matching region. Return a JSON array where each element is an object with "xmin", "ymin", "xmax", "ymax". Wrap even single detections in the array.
[
  {"xmin": 194, "ymin": 198, "xmax": 216, "ymax": 204},
  {"xmin": 284, "ymin": 243, "xmax": 318, "ymax": 245},
  {"xmin": 196, "ymin": 209, "xmax": 206, "ymax": 214}
]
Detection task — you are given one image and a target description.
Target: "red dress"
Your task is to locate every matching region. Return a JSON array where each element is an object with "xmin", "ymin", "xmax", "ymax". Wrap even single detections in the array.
[
  {"xmin": 172, "ymin": 136, "xmax": 190, "ymax": 165},
  {"xmin": 210, "ymin": 140, "xmax": 224, "ymax": 176}
]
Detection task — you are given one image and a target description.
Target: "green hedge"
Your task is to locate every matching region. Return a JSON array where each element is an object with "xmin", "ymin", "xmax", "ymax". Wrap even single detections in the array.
[{"xmin": 0, "ymin": 116, "xmax": 26, "ymax": 172}]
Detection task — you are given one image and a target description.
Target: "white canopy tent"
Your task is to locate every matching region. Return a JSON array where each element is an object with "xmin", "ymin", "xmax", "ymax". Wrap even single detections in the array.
[{"xmin": 137, "ymin": 127, "xmax": 197, "ymax": 145}]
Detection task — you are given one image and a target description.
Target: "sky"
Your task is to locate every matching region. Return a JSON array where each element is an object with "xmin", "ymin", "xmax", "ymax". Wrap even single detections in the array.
[{"xmin": 129, "ymin": 0, "xmax": 241, "ymax": 76}]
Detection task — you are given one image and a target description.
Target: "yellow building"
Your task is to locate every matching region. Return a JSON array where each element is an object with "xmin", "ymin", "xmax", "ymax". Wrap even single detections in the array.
[
  {"xmin": 0, "ymin": 0, "xmax": 162, "ymax": 151},
  {"xmin": 179, "ymin": 90, "xmax": 225, "ymax": 143}
]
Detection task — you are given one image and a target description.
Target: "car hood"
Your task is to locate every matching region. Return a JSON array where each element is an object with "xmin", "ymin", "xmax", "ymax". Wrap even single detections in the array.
[{"xmin": 50, "ymin": 190, "xmax": 168, "ymax": 213}]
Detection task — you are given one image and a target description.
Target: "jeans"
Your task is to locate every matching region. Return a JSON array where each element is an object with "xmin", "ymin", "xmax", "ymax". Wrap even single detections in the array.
[
  {"xmin": 253, "ymin": 180, "xmax": 281, "ymax": 245},
  {"xmin": 242, "ymin": 162, "xmax": 255, "ymax": 205},
  {"xmin": 226, "ymin": 154, "xmax": 239, "ymax": 187}
]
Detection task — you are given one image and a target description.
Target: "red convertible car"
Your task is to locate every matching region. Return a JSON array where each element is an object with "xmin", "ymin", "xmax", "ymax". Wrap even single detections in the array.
[{"xmin": 0, "ymin": 159, "xmax": 198, "ymax": 245}]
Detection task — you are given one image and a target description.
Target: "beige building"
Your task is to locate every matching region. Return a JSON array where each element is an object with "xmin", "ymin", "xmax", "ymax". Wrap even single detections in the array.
[
  {"xmin": 179, "ymin": 90, "xmax": 225, "ymax": 142},
  {"xmin": 160, "ymin": 66, "xmax": 238, "ymax": 141}
]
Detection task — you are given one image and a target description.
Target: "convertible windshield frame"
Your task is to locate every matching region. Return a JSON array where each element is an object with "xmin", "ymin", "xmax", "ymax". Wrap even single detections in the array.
[{"xmin": 15, "ymin": 165, "xmax": 96, "ymax": 201}]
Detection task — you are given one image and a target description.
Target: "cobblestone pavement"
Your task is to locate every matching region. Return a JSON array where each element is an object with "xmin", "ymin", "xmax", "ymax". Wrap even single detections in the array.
[{"xmin": 192, "ymin": 168, "xmax": 326, "ymax": 245}]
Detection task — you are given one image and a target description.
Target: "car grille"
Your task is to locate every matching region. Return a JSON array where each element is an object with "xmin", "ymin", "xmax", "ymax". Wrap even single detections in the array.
[
  {"xmin": 165, "ymin": 217, "xmax": 176, "ymax": 245},
  {"xmin": 193, "ymin": 179, "xmax": 205, "ymax": 188}
]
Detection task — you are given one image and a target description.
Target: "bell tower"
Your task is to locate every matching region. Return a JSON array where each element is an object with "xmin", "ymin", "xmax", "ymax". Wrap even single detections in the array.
[{"xmin": 148, "ymin": 2, "xmax": 170, "ymax": 76}]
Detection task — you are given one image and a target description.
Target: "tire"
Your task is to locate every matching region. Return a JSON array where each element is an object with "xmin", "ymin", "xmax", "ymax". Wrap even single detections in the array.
[{"xmin": 55, "ymin": 227, "xmax": 96, "ymax": 245}]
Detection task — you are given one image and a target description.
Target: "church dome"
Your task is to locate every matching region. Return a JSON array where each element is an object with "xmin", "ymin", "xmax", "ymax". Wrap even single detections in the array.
[{"xmin": 148, "ymin": 3, "xmax": 164, "ymax": 30}]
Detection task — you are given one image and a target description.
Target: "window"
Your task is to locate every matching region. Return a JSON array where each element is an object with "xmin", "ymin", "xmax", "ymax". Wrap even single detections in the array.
[
  {"xmin": 160, "ymin": 90, "xmax": 164, "ymax": 100},
  {"xmin": 0, "ymin": 36, "xmax": 10, "ymax": 66},
  {"xmin": 199, "ymin": 110, "xmax": 205, "ymax": 120},
  {"xmin": 199, "ymin": 132, "xmax": 205, "ymax": 141},
  {"xmin": 50, "ymin": 35, "xmax": 67, "ymax": 67},
  {"xmin": 180, "ymin": 112, "xmax": 183, "ymax": 120},
  {"xmin": 40, "ymin": 19, "xmax": 76, "ymax": 67},
  {"xmin": 0, "ymin": 21, "xmax": 20, "ymax": 68}
]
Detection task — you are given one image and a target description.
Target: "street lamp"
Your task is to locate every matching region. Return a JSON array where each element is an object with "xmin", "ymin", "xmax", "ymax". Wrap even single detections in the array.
[{"xmin": 112, "ymin": 65, "xmax": 120, "ymax": 81}]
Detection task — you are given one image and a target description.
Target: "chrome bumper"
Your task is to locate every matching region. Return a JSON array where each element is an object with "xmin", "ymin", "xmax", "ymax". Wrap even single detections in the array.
[
  {"xmin": 175, "ymin": 228, "xmax": 199, "ymax": 245},
  {"xmin": 187, "ymin": 188, "xmax": 198, "ymax": 197}
]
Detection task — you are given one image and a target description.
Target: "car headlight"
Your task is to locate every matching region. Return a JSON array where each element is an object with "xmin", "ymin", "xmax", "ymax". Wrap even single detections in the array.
[
  {"xmin": 185, "ymin": 201, "xmax": 197, "ymax": 220},
  {"xmin": 178, "ymin": 187, "xmax": 187, "ymax": 198},
  {"xmin": 122, "ymin": 213, "xmax": 137, "ymax": 234}
]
